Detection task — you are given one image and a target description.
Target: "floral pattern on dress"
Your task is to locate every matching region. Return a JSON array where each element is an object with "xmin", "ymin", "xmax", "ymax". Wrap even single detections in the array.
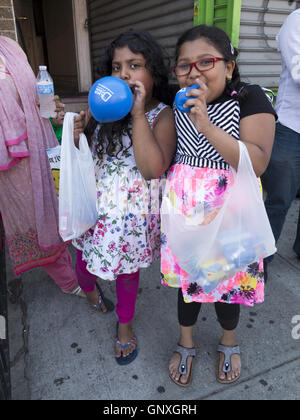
[
  {"xmin": 161, "ymin": 163, "xmax": 264, "ymax": 307},
  {"xmin": 73, "ymin": 103, "xmax": 167, "ymax": 281},
  {"xmin": 5, "ymin": 228, "xmax": 68, "ymax": 276}
]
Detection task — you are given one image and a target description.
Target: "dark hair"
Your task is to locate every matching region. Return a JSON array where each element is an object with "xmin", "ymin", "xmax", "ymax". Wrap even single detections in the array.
[
  {"xmin": 175, "ymin": 25, "xmax": 247, "ymax": 101},
  {"xmin": 85, "ymin": 30, "xmax": 172, "ymax": 159}
]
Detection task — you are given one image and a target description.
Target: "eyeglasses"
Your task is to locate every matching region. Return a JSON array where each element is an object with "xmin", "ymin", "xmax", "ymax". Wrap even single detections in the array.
[{"xmin": 173, "ymin": 57, "xmax": 226, "ymax": 76}]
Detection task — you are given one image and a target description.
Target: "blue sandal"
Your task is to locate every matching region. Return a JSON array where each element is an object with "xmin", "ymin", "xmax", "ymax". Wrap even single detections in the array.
[
  {"xmin": 115, "ymin": 322, "xmax": 138, "ymax": 365},
  {"xmin": 92, "ymin": 282, "xmax": 114, "ymax": 312}
]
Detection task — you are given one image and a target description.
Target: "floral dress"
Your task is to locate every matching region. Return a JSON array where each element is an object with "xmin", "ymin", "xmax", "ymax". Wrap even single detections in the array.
[
  {"xmin": 73, "ymin": 103, "xmax": 167, "ymax": 281},
  {"xmin": 161, "ymin": 89, "xmax": 270, "ymax": 307},
  {"xmin": 161, "ymin": 164, "xmax": 264, "ymax": 307}
]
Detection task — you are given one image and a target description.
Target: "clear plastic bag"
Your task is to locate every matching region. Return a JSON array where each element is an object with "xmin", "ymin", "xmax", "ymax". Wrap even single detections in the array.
[
  {"xmin": 59, "ymin": 112, "xmax": 98, "ymax": 241},
  {"xmin": 161, "ymin": 141, "xmax": 276, "ymax": 293}
]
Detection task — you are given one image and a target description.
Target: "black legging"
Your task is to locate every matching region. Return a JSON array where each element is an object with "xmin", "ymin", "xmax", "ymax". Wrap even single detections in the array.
[{"xmin": 178, "ymin": 288, "xmax": 240, "ymax": 331}]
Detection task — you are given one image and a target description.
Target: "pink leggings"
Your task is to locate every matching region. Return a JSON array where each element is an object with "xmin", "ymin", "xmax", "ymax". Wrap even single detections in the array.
[
  {"xmin": 43, "ymin": 248, "xmax": 78, "ymax": 292},
  {"xmin": 75, "ymin": 249, "xmax": 139, "ymax": 324}
]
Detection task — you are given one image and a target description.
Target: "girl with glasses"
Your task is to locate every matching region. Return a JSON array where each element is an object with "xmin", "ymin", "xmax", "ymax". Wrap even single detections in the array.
[{"xmin": 161, "ymin": 25, "xmax": 277, "ymax": 387}]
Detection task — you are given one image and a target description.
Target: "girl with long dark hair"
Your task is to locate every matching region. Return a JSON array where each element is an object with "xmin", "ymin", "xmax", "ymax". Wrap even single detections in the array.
[{"xmin": 73, "ymin": 30, "xmax": 176, "ymax": 365}]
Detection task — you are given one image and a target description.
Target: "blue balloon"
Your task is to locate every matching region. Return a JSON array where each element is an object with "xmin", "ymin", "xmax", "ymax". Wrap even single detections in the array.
[
  {"xmin": 88, "ymin": 76, "xmax": 133, "ymax": 123},
  {"xmin": 174, "ymin": 84, "xmax": 199, "ymax": 113}
]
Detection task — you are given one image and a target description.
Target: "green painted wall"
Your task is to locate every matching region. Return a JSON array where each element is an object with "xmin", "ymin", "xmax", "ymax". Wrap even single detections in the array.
[{"xmin": 194, "ymin": 0, "xmax": 242, "ymax": 48}]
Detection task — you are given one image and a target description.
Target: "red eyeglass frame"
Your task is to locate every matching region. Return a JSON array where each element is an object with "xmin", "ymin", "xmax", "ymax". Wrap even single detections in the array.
[{"xmin": 173, "ymin": 57, "xmax": 226, "ymax": 76}]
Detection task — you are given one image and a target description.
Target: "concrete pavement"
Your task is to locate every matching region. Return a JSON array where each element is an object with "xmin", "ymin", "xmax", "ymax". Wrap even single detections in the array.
[{"xmin": 6, "ymin": 199, "xmax": 300, "ymax": 400}]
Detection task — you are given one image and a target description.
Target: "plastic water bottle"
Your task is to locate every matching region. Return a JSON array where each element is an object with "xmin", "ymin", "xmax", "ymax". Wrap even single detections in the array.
[{"xmin": 36, "ymin": 65, "xmax": 56, "ymax": 118}]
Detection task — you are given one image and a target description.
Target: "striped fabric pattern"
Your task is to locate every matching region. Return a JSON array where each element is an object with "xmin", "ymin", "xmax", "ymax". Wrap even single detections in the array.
[{"xmin": 174, "ymin": 99, "xmax": 241, "ymax": 170}]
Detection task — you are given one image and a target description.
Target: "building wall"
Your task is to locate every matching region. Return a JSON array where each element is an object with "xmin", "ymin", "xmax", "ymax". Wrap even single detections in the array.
[
  {"xmin": 239, "ymin": 0, "xmax": 297, "ymax": 87},
  {"xmin": 4, "ymin": 0, "xmax": 297, "ymax": 92},
  {"xmin": 194, "ymin": 0, "xmax": 298, "ymax": 89},
  {"xmin": 0, "ymin": 0, "xmax": 17, "ymax": 40},
  {"xmin": 87, "ymin": 0, "xmax": 297, "ymax": 88},
  {"xmin": 87, "ymin": 0, "xmax": 194, "ymax": 81}
]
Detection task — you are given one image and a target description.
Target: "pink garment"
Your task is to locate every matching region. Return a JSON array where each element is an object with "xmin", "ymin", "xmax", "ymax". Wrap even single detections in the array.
[
  {"xmin": 75, "ymin": 249, "xmax": 97, "ymax": 293},
  {"xmin": 116, "ymin": 271, "xmax": 139, "ymax": 324},
  {"xmin": 76, "ymin": 249, "xmax": 139, "ymax": 323},
  {"xmin": 0, "ymin": 36, "xmax": 70, "ymax": 275},
  {"xmin": 44, "ymin": 248, "xmax": 78, "ymax": 292}
]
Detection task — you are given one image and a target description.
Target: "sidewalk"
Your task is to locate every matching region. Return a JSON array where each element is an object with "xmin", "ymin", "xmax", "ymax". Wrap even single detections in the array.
[{"xmin": 6, "ymin": 200, "xmax": 300, "ymax": 400}]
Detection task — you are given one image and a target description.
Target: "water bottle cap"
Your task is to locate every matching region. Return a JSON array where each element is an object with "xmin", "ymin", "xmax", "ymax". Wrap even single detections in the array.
[{"xmin": 39, "ymin": 65, "xmax": 47, "ymax": 71}]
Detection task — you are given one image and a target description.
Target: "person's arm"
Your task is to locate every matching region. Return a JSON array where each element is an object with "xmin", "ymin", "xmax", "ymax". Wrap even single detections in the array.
[
  {"xmin": 130, "ymin": 81, "xmax": 177, "ymax": 180},
  {"xmin": 277, "ymin": 11, "xmax": 300, "ymax": 85},
  {"xmin": 36, "ymin": 95, "xmax": 65, "ymax": 123},
  {"xmin": 184, "ymin": 79, "xmax": 276, "ymax": 176},
  {"xmin": 131, "ymin": 108, "xmax": 177, "ymax": 180},
  {"xmin": 51, "ymin": 97, "xmax": 66, "ymax": 126},
  {"xmin": 74, "ymin": 110, "xmax": 91, "ymax": 148}
]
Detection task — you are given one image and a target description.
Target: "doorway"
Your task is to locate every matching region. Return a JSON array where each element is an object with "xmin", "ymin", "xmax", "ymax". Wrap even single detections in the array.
[{"xmin": 13, "ymin": 0, "xmax": 79, "ymax": 96}]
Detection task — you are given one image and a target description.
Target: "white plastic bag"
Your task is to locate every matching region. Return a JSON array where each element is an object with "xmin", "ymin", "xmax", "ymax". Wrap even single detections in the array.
[
  {"xmin": 59, "ymin": 112, "xmax": 98, "ymax": 241},
  {"xmin": 46, "ymin": 145, "xmax": 61, "ymax": 196},
  {"xmin": 161, "ymin": 141, "xmax": 276, "ymax": 293}
]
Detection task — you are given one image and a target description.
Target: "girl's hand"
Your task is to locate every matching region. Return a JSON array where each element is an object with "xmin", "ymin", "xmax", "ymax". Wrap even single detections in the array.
[
  {"xmin": 130, "ymin": 80, "xmax": 146, "ymax": 118},
  {"xmin": 184, "ymin": 79, "xmax": 212, "ymax": 134},
  {"xmin": 74, "ymin": 111, "xmax": 86, "ymax": 147},
  {"xmin": 52, "ymin": 96, "xmax": 66, "ymax": 126},
  {"xmin": 36, "ymin": 95, "xmax": 65, "ymax": 124}
]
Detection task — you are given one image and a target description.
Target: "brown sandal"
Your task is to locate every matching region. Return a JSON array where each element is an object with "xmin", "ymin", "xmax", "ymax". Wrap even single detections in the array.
[
  {"xmin": 217, "ymin": 344, "xmax": 241, "ymax": 384},
  {"xmin": 169, "ymin": 345, "xmax": 196, "ymax": 387}
]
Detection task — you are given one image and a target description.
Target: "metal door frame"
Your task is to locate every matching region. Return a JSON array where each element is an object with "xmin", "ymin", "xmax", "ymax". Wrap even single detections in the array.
[{"xmin": 0, "ymin": 220, "xmax": 11, "ymax": 400}]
